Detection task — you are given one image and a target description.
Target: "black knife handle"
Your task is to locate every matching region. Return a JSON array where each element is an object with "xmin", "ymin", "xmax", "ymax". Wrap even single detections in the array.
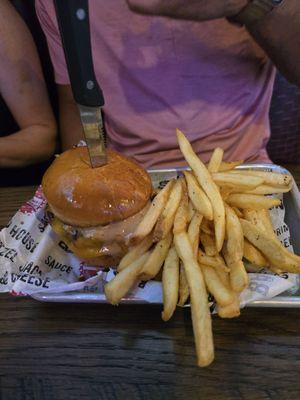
[{"xmin": 54, "ymin": 0, "xmax": 104, "ymax": 107}]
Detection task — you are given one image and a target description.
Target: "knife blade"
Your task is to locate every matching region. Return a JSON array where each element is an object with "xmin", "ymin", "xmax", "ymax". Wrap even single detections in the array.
[
  {"xmin": 78, "ymin": 105, "xmax": 106, "ymax": 167},
  {"xmin": 54, "ymin": 0, "xmax": 107, "ymax": 167}
]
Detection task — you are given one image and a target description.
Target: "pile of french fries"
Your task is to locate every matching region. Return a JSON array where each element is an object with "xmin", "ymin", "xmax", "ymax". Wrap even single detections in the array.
[{"xmin": 104, "ymin": 129, "xmax": 300, "ymax": 367}]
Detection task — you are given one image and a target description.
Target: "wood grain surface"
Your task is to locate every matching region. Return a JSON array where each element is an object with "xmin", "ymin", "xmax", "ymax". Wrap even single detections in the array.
[
  {"xmin": 0, "ymin": 165, "xmax": 299, "ymax": 400},
  {"xmin": 0, "ymin": 186, "xmax": 36, "ymax": 228}
]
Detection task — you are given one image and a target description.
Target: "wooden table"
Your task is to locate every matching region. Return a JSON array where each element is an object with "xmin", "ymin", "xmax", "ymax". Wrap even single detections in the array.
[{"xmin": 0, "ymin": 165, "xmax": 299, "ymax": 400}]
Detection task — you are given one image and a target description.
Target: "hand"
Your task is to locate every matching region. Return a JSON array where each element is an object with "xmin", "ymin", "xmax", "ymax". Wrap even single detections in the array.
[{"xmin": 126, "ymin": 0, "xmax": 249, "ymax": 21}]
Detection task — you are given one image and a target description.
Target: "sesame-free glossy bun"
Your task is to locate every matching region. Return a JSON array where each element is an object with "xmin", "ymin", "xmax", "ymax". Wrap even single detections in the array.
[{"xmin": 42, "ymin": 147, "xmax": 152, "ymax": 227}]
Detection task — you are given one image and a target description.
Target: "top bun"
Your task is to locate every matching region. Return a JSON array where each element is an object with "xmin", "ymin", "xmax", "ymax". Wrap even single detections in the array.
[{"xmin": 42, "ymin": 147, "xmax": 152, "ymax": 227}]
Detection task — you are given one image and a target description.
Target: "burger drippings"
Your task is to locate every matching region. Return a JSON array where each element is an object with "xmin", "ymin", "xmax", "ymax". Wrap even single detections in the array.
[{"xmin": 50, "ymin": 202, "xmax": 150, "ymax": 260}]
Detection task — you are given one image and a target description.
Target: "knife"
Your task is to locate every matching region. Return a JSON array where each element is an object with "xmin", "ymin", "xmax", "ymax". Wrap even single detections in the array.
[{"xmin": 54, "ymin": 0, "xmax": 107, "ymax": 168}]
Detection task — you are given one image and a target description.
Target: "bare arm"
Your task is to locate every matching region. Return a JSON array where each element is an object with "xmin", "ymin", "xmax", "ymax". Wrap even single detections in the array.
[
  {"xmin": 0, "ymin": 0, "xmax": 56, "ymax": 168},
  {"xmin": 127, "ymin": 0, "xmax": 300, "ymax": 86},
  {"xmin": 243, "ymin": 1, "xmax": 300, "ymax": 86},
  {"xmin": 58, "ymin": 85, "xmax": 84, "ymax": 150}
]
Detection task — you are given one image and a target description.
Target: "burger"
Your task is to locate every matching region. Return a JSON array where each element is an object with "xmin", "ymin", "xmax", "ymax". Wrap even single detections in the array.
[{"xmin": 42, "ymin": 146, "xmax": 152, "ymax": 266}]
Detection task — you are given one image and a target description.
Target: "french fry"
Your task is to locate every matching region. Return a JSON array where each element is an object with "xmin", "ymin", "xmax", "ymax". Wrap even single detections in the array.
[
  {"xmin": 219, "ymin": 187, "xmax": 233, "ymax": 201},
  {"xmin": 188, "ymin": 201, "xmax": 196, "ymax": 223},
  {"xmin": 151, "ymin": 188, "xmax": 160, "ymax": 197},
  {"xmin": 173, "ymin": 179, "xmax": 189, "ymax": 235},
  {"xmin": 118, "ymin": 233, "xmax": 154, "ymax": 272},
  {"xmin": 188, "ymin": 212, "xmax": 203, "ymax": 257},
  {"xmin": 228, "ymin": 170, "xmax": 292, "ymax": 187},
  {"xmin": 201, "ymin": 218, "xmax": 213, "ymax": 235},
  {"xmin": 230, "ymin": 260, "xmax": 249, "ymax": 293},
  {"xmin": 214, "ymin": 268, "xmax": 240, "ymax": 318},
  {"xmin": 225, "ymin": 204, "xmax": 244, "ymax": 263},
  {"xmin": 256, "ymin": 209, "xmax": 276, "ymax": 238},
  {"xmin": 105, "ymin": 252, "xmax": 149, "ymax": 305},
  {"xmin": 243, "ymin": 209, "xmax": 266, "ymax": 233},
  {"xmin": 223, "ymin": 246, "xmax": 249, "ymax": 293},
  {"xmin": 218, "ymin": 299, "xmax": 241, "ymax": 318},
  {"xmin": 201, "ymin": 264, "xmax": 235, "ymax": 307},
  {"xmin": 184, "ymin": 171, "xmax": 213, "ymax": 221},
  {"xmin": 179, "ymin": 211, "xmax": 203, "ymax": 305},
  {"xmin": 161, "ymin": 246, "xmax": 180, "ymax": 321},
  {"xmin": 198, "ymin": 250, "xmax": 230, "ymax": 273},
  {"xmin": 178, "ymin": 262, "xmax": 190, "ymax": 306},
  {"xmin": 240, "ymin": 219, "xmax": 300, "ymax": 273},
  {"xmin": 226, "ymin": 194, "xmax": 281, "ymax": 210},
  {"xmin": 174, "ymin": 231, "xmax": 214, "ymax": 367},
  {"xmin": 208, "ymin": 148, "xmax": 224, "ymax": 173},
  {"xmin": 270, "ymin": 264, "xmax": 285, "ymax": 274},
  {"xmin": 242, "ymin": 208, "xmax": 256, "ymax": 223},
  {"xmin": 130, "ymin": 179, "xmax": 175, "ymax": 245},
  {"xmin": 140, "ymin": 233, "xmax": 173, "ymax": 280},
  {"xmin": 153, "ymin": 179, "xmax": 182, "ymax": 241},
  {"xmin": 176, "ymin": 129, "xmax": 225, "ymax": 252},
  {"xmin": 232, "ymin": 207, "xmax": 243, "ymax": 218},
  {"xmin": 243, "ymin": 239, "xmax": 269, "ymax": 268},
  {"xmin": 214, "ymin": 266, "xmax": 230, "ymax": 287},
  {"xmin": 218, "ymin": 160, "xmax": 243, "ymax": 172},
  {"xmin": 242, "ymin": 185, "xmax": 291, "ymax": 195},
  {"xmin": 201, "ymin": 232, "xmax": 217, "ymax": 256},
  {"xmin": 255, "ymin": 209, "xmax": 300, "ymax": 265},
  {"xmin": 212, "ymin": 172, "xmax": 264, "ymax": 190},
  {"xmin": 174, "ymin": 185, "xmax": 191, "ymax": 306}
]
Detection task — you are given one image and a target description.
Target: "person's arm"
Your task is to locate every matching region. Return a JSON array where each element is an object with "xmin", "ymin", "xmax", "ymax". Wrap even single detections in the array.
[
  {"xmin": 0, "ymin": 0, "xmax": 56, "ymax": 168},
  {"xmin": 58, "ymin": 85, "xmax": 84, "ymax": 150},
  {"xmin": 241, "ymin": 1, "xmax": 300, "ymax": 86},
  {"xmin": 127, "ymin": 0, "xmax": 300, "ymax": 86}
]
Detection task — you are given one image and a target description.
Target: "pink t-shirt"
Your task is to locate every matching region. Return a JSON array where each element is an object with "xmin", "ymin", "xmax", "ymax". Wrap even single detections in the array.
[{"xmin": 36, "ymin": 0, "xmax": 275, "ymax": 168}]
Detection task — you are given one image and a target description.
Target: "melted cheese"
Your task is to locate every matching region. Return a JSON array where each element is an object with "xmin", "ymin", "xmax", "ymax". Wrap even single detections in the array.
[{"xmin": 51, "ymin": 202, "xmax": 150, "ymax": 259}]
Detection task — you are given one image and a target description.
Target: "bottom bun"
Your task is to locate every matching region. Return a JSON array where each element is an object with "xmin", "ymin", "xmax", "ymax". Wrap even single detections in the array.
[{"xmin": 80, "ymin": 254, "xmax": 122, "ymax": 268}]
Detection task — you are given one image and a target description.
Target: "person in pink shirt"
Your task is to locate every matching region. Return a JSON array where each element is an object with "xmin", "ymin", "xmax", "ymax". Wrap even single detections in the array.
[{"xmin": 36, "ymin": 0, "xmax": 300, "ymax": 168}]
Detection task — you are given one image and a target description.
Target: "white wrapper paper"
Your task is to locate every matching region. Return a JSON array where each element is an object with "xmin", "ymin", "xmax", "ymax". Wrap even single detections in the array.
[{"xmin": 0, "ymin": 183, "xmax": 298, "ymax": 306}]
